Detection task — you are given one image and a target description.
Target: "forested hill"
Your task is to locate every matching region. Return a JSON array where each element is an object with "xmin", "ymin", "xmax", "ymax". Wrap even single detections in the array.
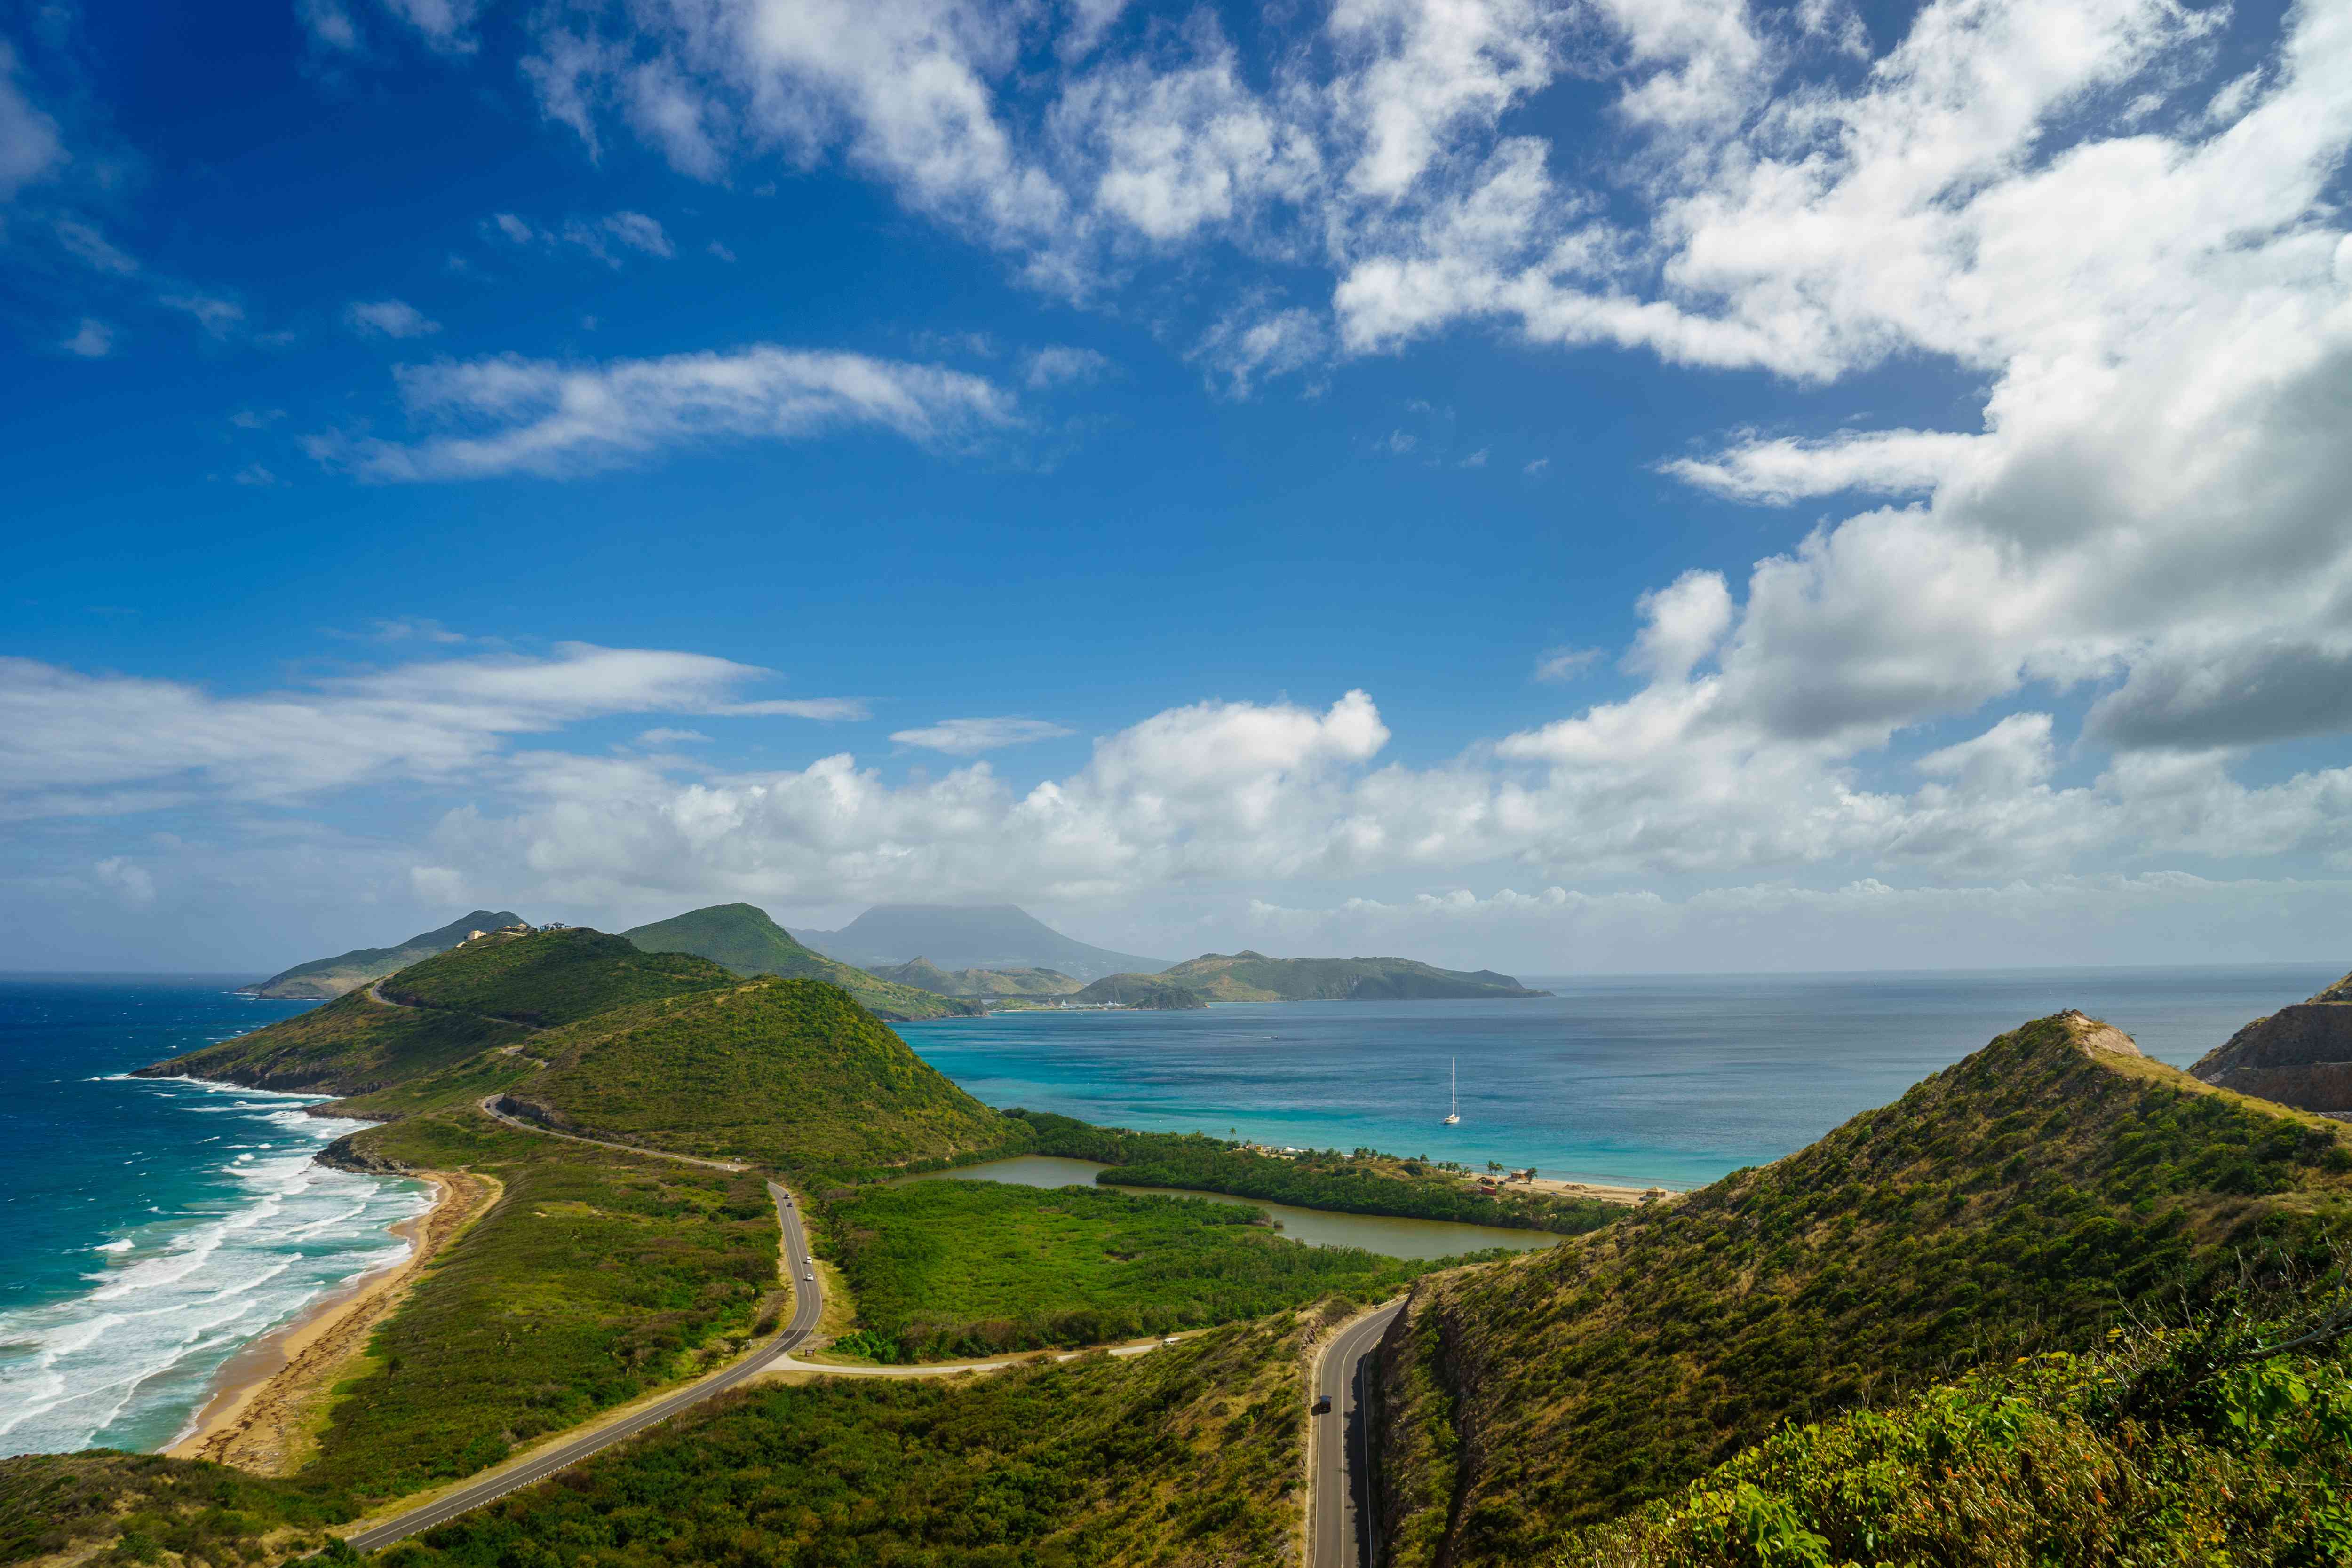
[
  {"xmin": 235, "ymin": 909, "xmax": 524, "ymax": 999},
  {"xmin": 621, "ymin": 903, "xmax": 977, "ymax": 1020},
  {"xmin": 1372, "ymin": 1010, "xmax": 2352, "ymax": 1566},
  {"xmin": 1158, "ymin": 950, "xmax": 1548, "ymax": 1001}
]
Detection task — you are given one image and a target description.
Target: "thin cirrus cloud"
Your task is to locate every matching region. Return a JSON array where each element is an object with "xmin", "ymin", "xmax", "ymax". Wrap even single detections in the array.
[
  {"xmin": 485, "ymin": 209, "xmax": 675, "ymax": 265},
  {"xmin": 891, "ymin": 717, "xmax": 1076, "ymax": 755},
  {"xmin": 346, "ymin": 298, "xmax": 443, "ymax": 339},
  {"xmin": 304, "ymin": 344, "xmax": 1019, "ymax": 481}
]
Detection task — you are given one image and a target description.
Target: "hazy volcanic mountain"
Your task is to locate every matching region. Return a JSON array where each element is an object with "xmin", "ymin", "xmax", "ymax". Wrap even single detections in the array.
[
  {"xmin": 791, "ymin": 904, "xmax": 1170, "ymax": 983},
  {"xmin": 236, "ymin": 910, "xmax": 525, "ymax": 999},
  {"xmin": 2190, "ymin": 967, "xmax": 2352, "ymax": 1112}
]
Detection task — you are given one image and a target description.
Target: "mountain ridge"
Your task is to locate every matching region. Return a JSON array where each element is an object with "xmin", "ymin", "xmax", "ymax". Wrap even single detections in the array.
[
  {"xmin": 620, "ymin": 903, "xmax": 977, "ymax": 1020},
  {"xmin": 234, "ymin": 909, "xmax": 524, "ymax": 999},
  {"xmin": 1369, "ymin": 1007, "xmax": 2352, "ymax": 1564}
]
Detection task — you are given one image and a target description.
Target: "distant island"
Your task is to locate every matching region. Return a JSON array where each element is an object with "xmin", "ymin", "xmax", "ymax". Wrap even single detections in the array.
[
  {"xmin": 1154, "ymin": 951, "xmax": 1549, "ymax": 1002},
  {"xmin": 240, "ymin": 903, "xmax": 1550, "ymax": 1019}
]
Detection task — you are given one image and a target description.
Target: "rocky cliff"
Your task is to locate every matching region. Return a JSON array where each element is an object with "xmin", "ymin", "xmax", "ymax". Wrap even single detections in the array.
[{"xmin": 2189, "ymin": 968, "xmax": 2352, "ymax": 1112}]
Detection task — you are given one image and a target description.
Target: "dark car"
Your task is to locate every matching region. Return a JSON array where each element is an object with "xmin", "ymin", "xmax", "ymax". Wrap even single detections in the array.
[{"xmin": 1312, "ymin": 1394, "xmax": 1333, "ymax": 1414}]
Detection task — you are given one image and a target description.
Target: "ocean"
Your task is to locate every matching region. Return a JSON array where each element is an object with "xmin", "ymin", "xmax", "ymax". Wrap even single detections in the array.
[
  {"xmin": 893, "ymin": 963, "xmax": 2344, "ymax": 1191},
  {"xmin": 0, "ymin": 961, "xmax": 2334, "ymax": 1457},
  {"xmin": 0, "ymin": 977, "xmax": 425, "ymax": 1458}
]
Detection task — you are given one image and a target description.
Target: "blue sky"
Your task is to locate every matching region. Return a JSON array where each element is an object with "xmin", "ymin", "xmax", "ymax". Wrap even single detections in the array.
[{"xmin": 4, "ymin": 0, "xmax": 2351, "ymax": 975}]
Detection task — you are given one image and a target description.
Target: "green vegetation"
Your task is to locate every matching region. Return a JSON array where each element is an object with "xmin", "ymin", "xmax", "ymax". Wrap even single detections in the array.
[
  {"xmin": 823, "ymin": 1177, "xmax": 1431, "ymax": 1360},
  {"xmin": 0, "ymin": 1451, "xmax": 352, "ymax": 1566},
  {"xmin": 1371, "ymin": 1012, "xmax": 2352, "ymax": 1566},
  {"xmin": 381, "ymin": 928, "xmax": 733, "ymax": 1027},
  {"xmin": 239, "ymin": 910, "xmax": 524, "ymax": 999},
  {"xmin": 301, "ymin": 1110, "xmax": 780, "ymax": 1505},
  {"xmin": 515, "ymin": 978, "xmax": 1016, "ymax": 1178},
  {"xmin": 1568, "ymin": 1286, "xmax": 2352, "ymax": 1566},
  {"xmin": 1017, "ymin": 1110, "xmax": 1624, "ymax": 1234},
  {"xmin": 131, "ymin": 985, "xmax": 528, "ymax": 1094},
  {"xmin": 1061, "ymin": 974, "xmax": 1207, "ymax": 1009},
  {"xmin": 1156, "ymin": 950, "xmax": 1548, "ymax": 1001},
  {"xmin": 342, "ymin": 1315, "xmax": 1312, "ymax": 1568},
  {"xmin": 621, "ymin": 903, "xmax": 977, "ymax": 1021}
]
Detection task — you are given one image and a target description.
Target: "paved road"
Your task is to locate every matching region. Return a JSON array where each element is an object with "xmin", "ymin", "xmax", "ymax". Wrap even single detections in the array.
[
  {"xmin": 475, "ymin": 1093, "xmax": 747, "ymax": 1172},
  {"xmin": 342, "ymin": 1180, "xmax": 822, "ymax": 1553},
  {"xmin": 1311, "ymin": 1299, "xmax": 1404, "ymax": 1568}
]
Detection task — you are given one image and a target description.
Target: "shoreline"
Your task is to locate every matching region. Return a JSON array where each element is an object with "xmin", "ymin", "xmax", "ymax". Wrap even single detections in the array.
[{"xmin": 166, "ymin": 1167, "xmax": 495, "ymax": 1474}]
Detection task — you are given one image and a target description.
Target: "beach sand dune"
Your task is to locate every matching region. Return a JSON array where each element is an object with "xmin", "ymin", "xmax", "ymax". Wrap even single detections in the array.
[{"xmin": 168, "ymin": 1169, "xmax": 499, "ymax": 1475}]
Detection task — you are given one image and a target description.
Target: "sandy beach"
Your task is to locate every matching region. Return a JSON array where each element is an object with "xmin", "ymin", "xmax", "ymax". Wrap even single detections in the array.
[
  {"xmin": 167, "ymin": 1168, "xmax": 499, "ymax": 1475},
  {"xmin": 1517, "ymin": 1174, "xmax": 1679, "ymax": 1206}
]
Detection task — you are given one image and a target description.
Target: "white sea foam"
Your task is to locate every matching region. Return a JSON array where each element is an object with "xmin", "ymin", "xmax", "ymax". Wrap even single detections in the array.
[{"xmin": 0, "ymin": 1078, "xmax": 429, "ymax": 1457}]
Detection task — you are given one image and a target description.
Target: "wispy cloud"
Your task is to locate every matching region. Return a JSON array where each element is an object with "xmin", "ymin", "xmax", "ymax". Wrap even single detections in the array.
[
  {"xmin": 891, "ymin": 716, "xmax": 1075, "ymax": 754},
  {"xmin": 1531, "ymin": 646, "xmax": 1600, "ymax": 682},
  {"xmin": 61, "ymin": 318, "xmax": 115, "ymax": 358},
  {"xmin": 308, "ymin": 344, "xmax": 1019, "ymax": 482},
  {"xmin": 346, "ymin": 299, "xmax": 443, "ymax": 339},
  {"xmin": 485, "ymin": 210, "xmax": 676, "ymax": 266}
]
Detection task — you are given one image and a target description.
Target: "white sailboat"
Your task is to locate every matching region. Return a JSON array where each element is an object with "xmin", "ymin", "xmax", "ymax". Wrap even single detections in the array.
[{"xmin": 1443, "ymin": 1057, "xmax": 1461, "ymax": 1125}]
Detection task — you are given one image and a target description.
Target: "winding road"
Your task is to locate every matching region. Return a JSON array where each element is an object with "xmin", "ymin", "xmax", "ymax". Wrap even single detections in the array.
[
  {"xmin": 1311, "ymin": 1300, "xmax": 1404, "ymax": 1568},
  {"xmin": 343, "ymin": 1178, "xmax": 822, "ymax": 1553}
]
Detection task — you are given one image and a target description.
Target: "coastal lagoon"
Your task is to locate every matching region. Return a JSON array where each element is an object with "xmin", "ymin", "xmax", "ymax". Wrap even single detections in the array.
[
  {"xmin": 894, "ymin": 963, "xmax": 2344, "ymax": 1191},
  {"xmin": 898, "ymin": 1154, "xmax": 1561, "ymax": 1260}
]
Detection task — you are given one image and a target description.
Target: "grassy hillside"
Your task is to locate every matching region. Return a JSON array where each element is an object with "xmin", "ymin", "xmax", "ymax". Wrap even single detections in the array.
[
  {"xmin": 131, "ymin": 984, "xmax": 529, "ymax": 1094},
  {"xmin": 300, "ymin": 1111, "xmax": 780, "ymax": 1504},
  {"xmin": 239, "ymin": 910, "xmax": 524, "ymax": 999},
  {"xmin": 1371, "ymin": 1011, "xmax": 2352, "ymax": 1566},
  {"xmin": 510, "ymin": 977, "xmax": 1015, "ymax": 1177},
  {"xmin": 381, "ymin": 927, "xmax": 734, "ymax": 1027},
  {"xmin": 1018, "ymin": 1110, "xmax": 1625, "ymax": 1233},
  {"xmin": 823, "ymin": 1177, "xmax": 1430, "ymax": 1360},
  {"xmin": 1160, "ymin": 950, "xmax": 1548, "ymax": 1001},
  {"xmin": 622, "ymin": 902, "xmax": 977, "ymax": 1020},
  {"xmin": 5, "ymin": 1308, "xmax": 1324, "ymax": 1568},
  {"xmin": 1566, "ymin": 1294, "xmax": 2352, "ymax": 1566}
]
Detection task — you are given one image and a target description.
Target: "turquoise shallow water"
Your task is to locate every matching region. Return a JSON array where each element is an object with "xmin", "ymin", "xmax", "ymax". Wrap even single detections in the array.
[
  {"xmin": 892, "ymin": 964, "xmax": 2341, "ymax": 1191},
  {"xmin": 0, "ymin": 978, "xmax": 427, "ymax": 1457}
]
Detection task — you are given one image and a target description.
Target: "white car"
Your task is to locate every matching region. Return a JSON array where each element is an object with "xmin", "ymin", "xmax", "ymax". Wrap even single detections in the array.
[{"xmin": 803, "ymin": 1268, "xmax": 814, "ymax": 1282}]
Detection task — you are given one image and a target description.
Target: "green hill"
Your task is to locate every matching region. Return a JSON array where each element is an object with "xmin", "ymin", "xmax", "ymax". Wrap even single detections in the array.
[
  {"xmin": 130, "ymin": 983, "xmax": 529, "ymax": 1094},
  {"xmin": 868, "ymin": 956, "xmax": 1084, "ymax": 998},
  {"xmin": 380, "ymin": 927, "xmax": 736, "ymax": 1027},
  {"xmin": 504, "ymin": 977, "xmax": 1014, "ymax": 1176},
  {"xmin": 1370, "ymin": 1010, "xmax": 2352, "ymax": 1565},
  {"xmin": 236, "ymin": 909, "xmax": 524, "ymax": 998},
  {"xmin": 1158, "ymin": 950, "xmax": 1548, "ymax": 1001},
  {"xmin": 621, "ymin": 903, "xmax": 977, "ymax": 1020}
]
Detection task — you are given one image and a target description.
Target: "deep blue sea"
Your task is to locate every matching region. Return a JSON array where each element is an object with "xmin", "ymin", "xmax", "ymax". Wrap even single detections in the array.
[
  {"xmin": 0, "ymin": 962, "xmax": 2336, "ymax": 1457},
  {"xmin": 894, "ymin": 964, "xmax": 2344, "ymax": 1191},
  {"xmin": 0, "ymin": 978, "xmax": 427, "ymax": 1457}
]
